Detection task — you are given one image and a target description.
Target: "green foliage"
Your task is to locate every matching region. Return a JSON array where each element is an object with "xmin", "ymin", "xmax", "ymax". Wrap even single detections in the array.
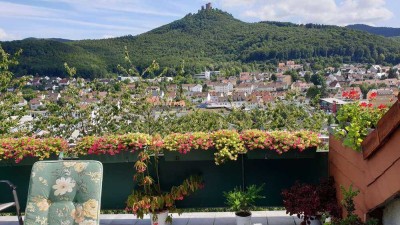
[
  {"xmin": 330, "ymin": 185, "xmax": 378, "ymax": 225},
  {"xmin": 346, "ymin": 24, "xmax": 400, "ymax": 37},
  {"xmin": 340, "ymin": 185, "xmax": 359, "ymax": 215},
  {"xmin": 2, "ymin": 9, "xmax": 400, "ymax": 78},
  {"xmin": 310, "ymin": 73, "xmax": 325, "ymax": 86},
  {"xmin": 211, "ymin": 130, "xmax": 246, "ymax": 165},
  {"xmin": 257, "ymin": 100, "xmax": 327, "ymax": 132},
  {"xmin": 127, "ymin": 143, "xmax": 203, "ymax": 220},
  {"xmin": 334, "ymin": 102, "xmax": 388, "ymax": 151},
  {"xmin": 166, "ymin": 110, "xmax": 228, "ymax": 133},
  {"xmin": 271, "ymin": 74, "xmax": 277, "ymax": 82},
  {"xmin": 0, "ymin": 45, "xmax": 28, "ymax": 136},
  {"xmin": 0, "ymin": 45, "xmax": 22, "ymax": 91},
  {"xmin": 224, "ymin": 184, "xmax": 265, "ymax": 213},
  {"xmin": 304, "ymin": 72, "xmax": 311, "ymax": 83}
]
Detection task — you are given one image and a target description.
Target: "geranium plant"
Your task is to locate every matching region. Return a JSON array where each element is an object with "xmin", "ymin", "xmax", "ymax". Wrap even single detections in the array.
[{"xmin": 335, "ymin": 101, "xmax": 388, "ymax": 151}]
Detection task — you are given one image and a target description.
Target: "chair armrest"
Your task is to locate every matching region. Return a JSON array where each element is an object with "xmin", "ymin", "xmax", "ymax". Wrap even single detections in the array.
[{"xmin": 0, "ymin": 180, "xmax": 16, "ymax": 190}]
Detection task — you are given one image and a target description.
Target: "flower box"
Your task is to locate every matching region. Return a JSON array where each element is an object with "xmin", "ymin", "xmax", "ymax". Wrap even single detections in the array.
[
  {"xmin": 0, "ymin": 154, "xmax": 59, "ymax": 167},
  {"xmin": 79, "ymin": 151, "xmax": 139, "ymax": 163},
  {"xmin": 164, "ymin": 149, "xmax": 215, "ymax": 161},
  {"xmin": 246, "ymin": 147, "xmax": 317, "ymax": 159}
]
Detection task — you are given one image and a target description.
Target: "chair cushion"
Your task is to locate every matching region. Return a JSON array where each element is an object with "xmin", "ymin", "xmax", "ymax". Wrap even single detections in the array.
[{"xmin": 24, "ymin": 160, "xmax": 103, "ymax": 225}]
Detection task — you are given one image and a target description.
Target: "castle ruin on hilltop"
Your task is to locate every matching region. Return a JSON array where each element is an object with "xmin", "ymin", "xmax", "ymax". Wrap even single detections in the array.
[{"xmin": 201, "ymin": 3, "xmax": 212, "ymax": 11}]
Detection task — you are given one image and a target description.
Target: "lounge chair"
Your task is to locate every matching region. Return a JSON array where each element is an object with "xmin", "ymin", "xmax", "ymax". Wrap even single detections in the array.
[
  {"xmin": 0, "ymin": 180, "xmax": 23, "ymax": 225},
  {"xmin": 24, "ymin": 160, "xmax": 103, "ymax": 225}
]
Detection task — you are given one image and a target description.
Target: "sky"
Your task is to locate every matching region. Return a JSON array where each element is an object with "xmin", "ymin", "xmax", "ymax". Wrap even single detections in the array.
[{"xmin": 0, "ymin": 0, "xmax": 399, "ymax": 41}]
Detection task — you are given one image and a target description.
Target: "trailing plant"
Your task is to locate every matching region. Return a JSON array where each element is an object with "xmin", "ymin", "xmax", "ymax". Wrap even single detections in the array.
[
  {"xmin": 74, "ymin": 133, "xmax": 151, "ymax": 156},
  {"xmin": 224, "ymin": 184, "xmax": 265, "ymax": 216},
  {"xmin": 163, "ymin": 132, "xmax": 214, "ymax": 154},
  {"xmin": 269, "ymin": 130, "xmax": 321, "ymax": 153},
  {"xmin": 126, "ymin": 148, "xmax": 204, "ymax": 222},
  {"xmin": 241, "ymin": 130, "xmax": 321, "ymax": 153},
  {"xmin": 334, "ymin": 101, "xmax": 388, "ymax": 151},
  {"xmin": 0, "ymin": 137, "xmax": 68, "ymax": 163},
  {"xmin": 240, "ymin": 129, "xmax": 273, "ymax": 151},
  {"xmin": 0, "ymin": 129, "xmax": 322, "ymax": 164},
  {"xmin": 211, "ymin": 129, "xmax": 246, "ymax": 165}
]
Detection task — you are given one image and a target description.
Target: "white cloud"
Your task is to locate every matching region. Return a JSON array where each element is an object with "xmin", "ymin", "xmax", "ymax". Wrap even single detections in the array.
[
  {"xmin": 0, "ymin": 28, "xmax": 18, "ymax": 41},
  {"xmin": 40, "ymin": 0, "xmax": 182, "ymax": 17},
  {"xmin": 214, "ymin": 0, "xmax": 393, "ymax": 25},
  {"xmin": 0, "ymin": 2, "xmax": 61, "ymax": 19}
]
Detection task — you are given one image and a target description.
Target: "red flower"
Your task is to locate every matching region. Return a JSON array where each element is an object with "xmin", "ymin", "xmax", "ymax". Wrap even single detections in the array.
[
  {"xmin": 359, "ymin": 102, "xmax": 367, "ymax": 107},
  {"xmin": 369, "ymin": 92, "xmax": 377, "ymax": 100},
  {"xmin": 378, "ymin": 104, "xmax": 387, "ymax": 109}
]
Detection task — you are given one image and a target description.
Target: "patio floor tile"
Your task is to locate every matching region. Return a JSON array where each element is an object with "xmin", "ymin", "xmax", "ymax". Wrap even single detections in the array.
[{"xmin": 0, "ymin": 210, "xmax": 301, "ymax": 225}]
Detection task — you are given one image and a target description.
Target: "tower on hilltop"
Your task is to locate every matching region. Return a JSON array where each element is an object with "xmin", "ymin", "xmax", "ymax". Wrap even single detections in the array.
[{"xmin": 206, "ymin": 3, "xmax": 212, "ymax": 10}]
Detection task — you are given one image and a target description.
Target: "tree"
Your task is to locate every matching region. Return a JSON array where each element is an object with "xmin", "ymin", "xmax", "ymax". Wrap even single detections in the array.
[
  {"xmin": 271, "ymin": 74, "xmax": 277, "ymax": 82},
  {"xmin": 34, "ymin": 63, "xmax": 94, "ymax": 139},
  {"xmin": 21, "ymin": 87, "xmax": 37, "ymax": 102},
  {"xmin": 388, "ymin": 68, "xmax": 398, "ymax": 79},
  {"xmin": 310, "ymin": 73, "xmax": 324, "ymax": 86},
  {"xmin": 284, "ymin": 70, "xmax": 299, "ymax": 82},
  {"xmin": 304, "ymin": 72, "xmax": 311, "ymax": 83},
  {"xmin": 0, "ymin": 45, "xmax": 27, "ymax": 137}
]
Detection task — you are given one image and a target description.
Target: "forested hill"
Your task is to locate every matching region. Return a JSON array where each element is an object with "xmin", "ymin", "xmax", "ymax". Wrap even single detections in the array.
[
  {"xmin": 346, "ymin": 24, "xmax": 400, "ymax": 37},
  {"xmin": 2, "ymin": 8, "xmax": 400, "ymax": 78}
]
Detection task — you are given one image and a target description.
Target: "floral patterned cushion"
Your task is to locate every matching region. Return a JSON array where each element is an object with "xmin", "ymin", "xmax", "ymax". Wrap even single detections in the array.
[{"xmin": 24, "ymin": 160, "xmax": 103, "ymax": 225}]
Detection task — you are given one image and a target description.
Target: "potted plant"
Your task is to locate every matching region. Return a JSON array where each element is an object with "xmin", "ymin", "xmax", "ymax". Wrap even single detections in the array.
[
  {"xmin": 325, "ymin": 185, "xmax": 378, "ymax": 225},
  {"xmin": 126, "ymin": 138, "xmax": 204, "ymax": 225},
  {"xmin": 224, "ymin": 184, "xmax": 265, "ymax": 225},
  {"xmin": 282, "ymin": 178, "xmax": 340, "ymax": 225},
  {"xmin": 334, "ymin": 100, "xmax": 388, "ymax": 151}
]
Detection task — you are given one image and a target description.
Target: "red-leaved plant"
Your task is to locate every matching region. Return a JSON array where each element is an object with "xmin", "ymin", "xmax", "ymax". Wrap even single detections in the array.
[{"xmin": 282, "ymin": 178, "xmax": 340, "ymax": 224}]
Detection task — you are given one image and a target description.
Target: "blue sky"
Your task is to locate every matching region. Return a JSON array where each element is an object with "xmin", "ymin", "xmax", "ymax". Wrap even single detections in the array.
[{"xmin": 0, "ymin": 0, "xmax": 399, "ymax": 41}]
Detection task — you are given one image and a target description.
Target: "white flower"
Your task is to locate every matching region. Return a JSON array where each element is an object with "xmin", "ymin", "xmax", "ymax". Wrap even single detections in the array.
[
  {"xmin": 63, "ymin": 162, "xmax": 76, "ymax": 167},
  {"xmin": 26, "ymin": 203, "xmax": 35, "ymax": 212},
  {"xmin": 83, "ymin": 199, "xmax": 99, "ymax": 219},
  {"xmin": 70, "ymin": 205, "xmax": 84, "ymax": 223},
  {"xmin": 36, "ymin": 198, "xmax": 51, "ymax": 211},
  {"xmin": 52, "ymin": 177, "xmax": 76, "ymax": 196},
  {"xmin": 74, "ymin": 162, "xmax": 88, "ymax": 173},
  {"xmin": 79, "ymin": 220, "xmax": 96, "ymax": 225}
]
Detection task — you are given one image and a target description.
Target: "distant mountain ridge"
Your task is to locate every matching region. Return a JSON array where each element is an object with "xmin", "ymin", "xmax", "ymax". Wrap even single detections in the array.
[
  {"xmin": 23, "ymin": 37, "xmax": 73, "ymax": 43},
  {"xmin": 346, "ymin": 24, "xmax": 400, "ymax": 37},
  {"xmin": 1, "ymin": 8, "xmax": 400, "ymax": 78}
]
